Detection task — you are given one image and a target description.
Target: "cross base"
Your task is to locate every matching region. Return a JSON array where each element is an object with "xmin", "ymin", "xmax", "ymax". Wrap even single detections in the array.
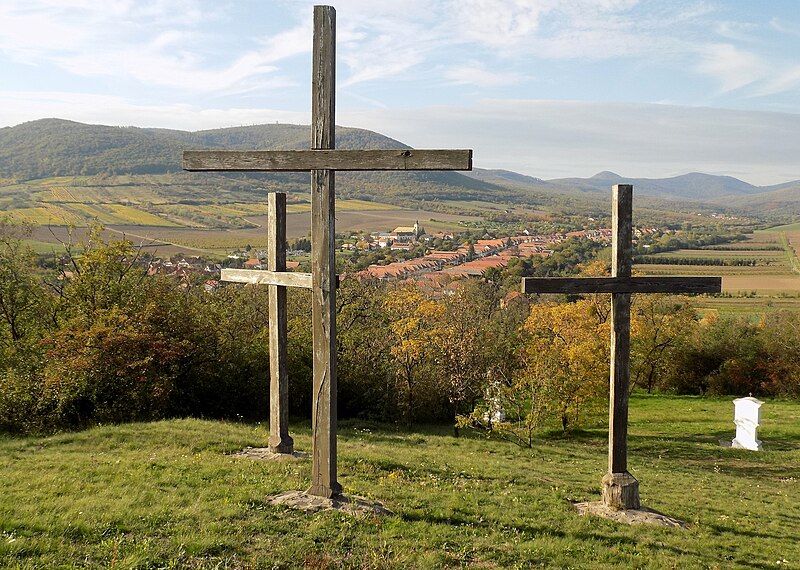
[
  {"xmin": 307, "ymin": 482, "xmax": 343, "ymax": 499},
  {"xmin": 268, "ymin": 434, "xmax": 295, "ymax": 455},
  {"xmin": 602, "ymin": 471, "xmax": 640, "ymax": 510}
]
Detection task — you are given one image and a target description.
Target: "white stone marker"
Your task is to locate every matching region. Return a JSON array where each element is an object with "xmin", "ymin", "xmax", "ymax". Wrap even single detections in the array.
[{"xmin": 731, "ymin": 397, "xmax": 763, "ymax": 451}]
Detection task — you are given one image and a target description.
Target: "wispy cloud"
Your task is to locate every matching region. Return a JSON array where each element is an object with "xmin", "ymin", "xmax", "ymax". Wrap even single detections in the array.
[
  {"xmin": 0, "ymin": 90, "xmax": 308, "ymax": 130},
  {"xmin": 342, "ymin": 100, "xmax": 800, "ymax": 185},
  {"xmin": 695, "ymin": 43, "xmax": 766, "ymax": 93},
  {"xmin": 0, "ymin": 1, "xmax": 308, "ymax": 93},
  {"xmin": 443, "ymin": 62, "xmax": 527, "ymax": 87}
]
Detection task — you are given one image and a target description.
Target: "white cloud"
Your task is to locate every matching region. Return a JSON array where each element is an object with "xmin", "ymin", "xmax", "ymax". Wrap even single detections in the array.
[
  {"xmin": 0, "ymin": 91, "xmax": 307, "ymax": 130},
  {"xmin": 0, "ymin": 1, "xmax": 308, "ymax": 93},
  {"xmin": 443, "ymin": 62, "xmax": 527, "ymax": 87},
  {"xmin": 694, "ymin": 43, "xmax": 766, "ymax": 93},
  {"xmin": 341, "ymin": 100, "xmax": 800, "ymax": 185},
  {"xmin": 753, "ymin": 66, "xmax": 800, "ymax": 98}
]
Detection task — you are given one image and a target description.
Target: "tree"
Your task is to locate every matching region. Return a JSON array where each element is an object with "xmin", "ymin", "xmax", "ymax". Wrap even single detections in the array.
[
  {"xmin": 383, "ymin": 284, "xmax": 443, "ymax": 426},
  {"xmin": 630, "ymin": 294, "xmax": 697, "ymax": 393},
  {"xmin": 0, "ymin": 220, "xmax": 49, "ymax": 348},
  {"xmin": 473, "ymin": 299, "xmax": 609, "ymax": 446},
  {"xmin": 431, "ymin": 281, "xmax": 495, "ymax": 435}
]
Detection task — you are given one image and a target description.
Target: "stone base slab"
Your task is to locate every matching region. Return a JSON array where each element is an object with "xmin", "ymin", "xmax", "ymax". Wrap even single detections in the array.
[
  {"xmin": 268, "ymin": 490, "xmax": 392, "ymax": 516},
  {"xmin": 233, "ymin": 447, "xmax": 308, "ymax": 461},
  {"xmin": 573, "ymin": 501, "xmax": 686, "ymax": 528}
]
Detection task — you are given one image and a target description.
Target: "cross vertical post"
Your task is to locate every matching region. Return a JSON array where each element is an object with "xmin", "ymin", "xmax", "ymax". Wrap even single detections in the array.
[
  {"xmin": 308, "ymin": 4, "xmax": 341, "ymax": 498},
  {"xmin": 266, "ymin": 192, "xmax": 293, "ymax": 454},
  {"xmin": 602, "ymin": 184, "xmax": 640, "ymax": 509},
  {"xmin": 183, "ymin": 4, "xmax": 472, "ymax": 500}
]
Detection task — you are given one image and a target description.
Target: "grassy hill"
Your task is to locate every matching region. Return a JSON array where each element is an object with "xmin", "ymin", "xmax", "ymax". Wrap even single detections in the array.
[
  {"xmin": 0, "ymin": 119, "xmax": 513, "ymax": 208},
  {"xmin": 723, "ymin": 183, "xmax": 800, "ymax": 216},
  {"xmin": 1, "ymin": 394, "xmax": 798, "ymax": 568}
]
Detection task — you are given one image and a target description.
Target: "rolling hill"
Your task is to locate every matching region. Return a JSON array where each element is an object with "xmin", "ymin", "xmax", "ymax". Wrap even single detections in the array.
[
  {"xmin": 1, "ymin": 118, "xmax": 799, "ymax": 216},
  {"xmin": 0, "ymin": 119, "xmax": 505, "ymax": 203}
]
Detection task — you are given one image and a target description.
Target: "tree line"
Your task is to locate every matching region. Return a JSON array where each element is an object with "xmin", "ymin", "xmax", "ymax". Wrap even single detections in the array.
[{"xmin": 1, "ymin": 223, "xmax": 798, "ymax": 436}]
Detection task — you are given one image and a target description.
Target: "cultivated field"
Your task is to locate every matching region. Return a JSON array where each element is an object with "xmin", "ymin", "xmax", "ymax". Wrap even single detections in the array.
[
  {"xmin": 18, "ymin": 205, "xmax": 481, "ymax": 256},
  {"xmin": 636, "ymin": 231, "xmax": 800, "ymax": 299},
  {"xmin": 1, "ymin": 395, "xmax": 798, "ymax": 567}
]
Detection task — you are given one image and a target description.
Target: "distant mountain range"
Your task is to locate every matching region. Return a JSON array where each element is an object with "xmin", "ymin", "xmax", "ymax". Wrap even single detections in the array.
[{"xmin": 1, "ymin": 118, "xmax": 799, "ymax": 215}]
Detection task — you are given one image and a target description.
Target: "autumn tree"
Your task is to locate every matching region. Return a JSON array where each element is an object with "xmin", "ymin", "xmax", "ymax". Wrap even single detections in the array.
[
  {"xmin": 383, "ymin": 283, "xmax": 443, "ymax": 426},
  {"xmin": 0, "ymin": 220, "xmax": 49, "ymax": 349},
  {"xmin": 431, "ymin": 280, "xmax": 496, "ymax": 435},
  {"xmin": 630, "ymin": 294, "xmax": 698, "ymax": 393}
]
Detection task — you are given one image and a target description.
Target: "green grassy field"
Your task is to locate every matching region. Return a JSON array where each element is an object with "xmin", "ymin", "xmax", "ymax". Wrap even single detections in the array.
[
  {"xmin": 766, "ymin": 222, "xmax": 800, "ymax": 232},
  {"xmin": 1, "ymin": 395, "xmax": 798, "ymax": 568}
]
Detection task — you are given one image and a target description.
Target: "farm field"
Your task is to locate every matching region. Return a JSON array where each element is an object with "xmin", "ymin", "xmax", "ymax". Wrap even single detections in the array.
[
  {"xmin": 19, "ymin": 205, "xmax": 482, "ymax": 256},
  {"xmin": 692, "ymin": 295, "xmax": 800, "ymax": 316},
  {"xmin": 636, "ymin": 231, "xmax": 800, "ymax": 298},
  {"xmin": 116, "ymin": 208, "xmax": 478, "ymax": 252},
  {"xmin": 0, "ymin": 395, "xmax": 798, "ymax": 568}
]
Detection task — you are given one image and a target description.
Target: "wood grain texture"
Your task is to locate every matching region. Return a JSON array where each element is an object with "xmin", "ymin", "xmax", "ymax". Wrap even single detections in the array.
[
  {"xmin": 612, "ymin": 184, "xmax": 633, "ymax": 279},
  {"xmin": 182, "ymin": 149, "xmax": 473, "ymax": 172},
  {"xmin": 521, "ymin": 276, "xmax": 722, "ymax": 294},
  {"xmin": 220, "ymin": 268, "xmax": 312, "ymax": 289},
  {"xmin": 609, "ymin": 184, "xmax": 634, "ymax": 477},
  {"xmin": 266, "ymin": 193, "xmax": 293, "ymax": 454},
  {"xmin": 308, "ymin": 4, "xmax": 342, "ymax": 500}
]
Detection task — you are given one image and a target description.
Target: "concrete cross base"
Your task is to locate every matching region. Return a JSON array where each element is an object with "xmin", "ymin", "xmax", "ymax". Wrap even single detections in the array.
[
  {"xmin": 268, "ymin": 490, "xmax": 392, "ymax": 516},
  {"xmin": 307, "ymin": 481, "xmax": 343, "ymax": 499},
  {"xmin": 602, "ymin": 471, "xmax": 641, "ymax": 510},
  {"xmin": 573, "ymin": 501, "xmax": 686, "ymax": 527},
  {"xmin": 233, "ymin": 447, "xmax": 307, "ymax": 462},
  {"xmin": 267, "ymin": 435, "xmax": 295, "ymax": 455}
]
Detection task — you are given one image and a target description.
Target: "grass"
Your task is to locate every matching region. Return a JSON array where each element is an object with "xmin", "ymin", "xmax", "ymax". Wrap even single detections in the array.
[
  {"xmin": 765, "ymin": 222, "xmax": 800, "ymax": 232},
  {"xmin": 1, "ymin": 395, "xmax": 798, "ymax": 568}
]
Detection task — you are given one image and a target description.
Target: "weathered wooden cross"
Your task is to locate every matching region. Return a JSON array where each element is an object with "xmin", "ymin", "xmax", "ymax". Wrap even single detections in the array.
[
  {"xmin": 183, "ymin": 5, "xmax": 472, "ymax": 498},
  {"xmin": 522, "ymin": 184, "xmax": 721, "ymax": 509}
]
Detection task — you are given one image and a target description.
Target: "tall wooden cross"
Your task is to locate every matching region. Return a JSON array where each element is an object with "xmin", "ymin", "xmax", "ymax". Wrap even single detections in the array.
[
  {"xmin": 183, "ymin": 5, "xmax": 472, "ymax": 498},
  {"xmin": 522, "ymin": 184, "xmax": 721, "ymax": 509}
]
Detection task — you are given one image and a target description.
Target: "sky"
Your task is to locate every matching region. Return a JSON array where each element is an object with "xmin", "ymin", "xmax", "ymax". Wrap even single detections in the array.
[{"xmin": 0, "ymin": 0, "xmax": 799, "ymax": 185}]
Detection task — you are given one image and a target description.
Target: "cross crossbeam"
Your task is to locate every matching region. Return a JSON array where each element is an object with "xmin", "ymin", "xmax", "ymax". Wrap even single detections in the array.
[
  {"xmin": 521, "ymin": 184, "xmax": 721, "ymax": 510},
  {"xmin": 185, "ymin": 5, "xmax": 472, "ymax": 499},
  {"xmin": 183, "ymin": 149, "xmax": 472, "ymax": 172},
  {"xmin": 222, "ymin": 268, "xmax": 313, "ymax": 289}
]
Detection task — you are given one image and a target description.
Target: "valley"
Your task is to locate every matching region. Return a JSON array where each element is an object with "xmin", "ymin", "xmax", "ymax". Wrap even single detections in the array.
[{"xmin": 1, "ymin": 119, "xmax": 799, "ymax": 313}]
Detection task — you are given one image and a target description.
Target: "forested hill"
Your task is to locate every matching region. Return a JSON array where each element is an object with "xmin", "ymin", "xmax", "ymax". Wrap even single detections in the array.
[
  {"xmin": 2, "ymin": 119, "xmax": 799, "ymax": 213},
  {"xmin": 0, "ymin": 118, "xmax": 513, "ymax": 204},
  {"xmin": 0, "ymin": 118, "xmax": 427, "ymax": 178}
]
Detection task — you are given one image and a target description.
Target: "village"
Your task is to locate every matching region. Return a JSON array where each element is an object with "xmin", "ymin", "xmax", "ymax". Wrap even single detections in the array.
[{"xmin": 138, "ymin": 220, "xmax": 671, "ymax": 293}]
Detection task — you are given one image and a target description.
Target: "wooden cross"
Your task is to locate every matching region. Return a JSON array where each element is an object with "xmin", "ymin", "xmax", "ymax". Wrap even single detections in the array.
[
  {"xmin": 183, "ymin": 5, "xmax": 472, "ymax": 499},
  {"xmin": 521, "ymin": 184, "xmax": 721, "ymax": 509}
]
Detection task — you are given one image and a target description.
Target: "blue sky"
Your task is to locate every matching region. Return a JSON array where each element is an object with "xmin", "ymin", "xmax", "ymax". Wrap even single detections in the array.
[{"xmin": 1, "ymin": 0, "xmax": 799, "ymax": 184}]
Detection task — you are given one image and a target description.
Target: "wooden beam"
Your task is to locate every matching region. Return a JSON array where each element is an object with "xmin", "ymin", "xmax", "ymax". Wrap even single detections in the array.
[
  {"xmin": 266, "ymin": 193, "xmax": 293, "ymax": 454},
  {"xmin": 308, "ymin": 4, "xmax": 342, "ymax": 499},
  {"xmin": 521, "ymin": 276, "xmax": 722, "ymax": 294},
  {"xmin": 221, "ymin": 268, "xmax": 312, "ymax": 289},
  {"xmin": 182, "ymin": 149, "xmax": 473, "ymax": 172},
  {"xmin": 609, "ymin": 185, "xmax": 633, "ymax": 475}
]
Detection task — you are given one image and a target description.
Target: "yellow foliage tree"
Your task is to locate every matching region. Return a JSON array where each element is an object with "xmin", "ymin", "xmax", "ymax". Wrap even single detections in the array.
[
  {"xmin": 383, "ymin": 284, "xmax": 444, "ymax": 425},
  {"xmin": 474, "ymin": 299, "xmax": 610, "ymax": 446},
  {"xmin": 630, "ymin": 294, "xmax": 698, "ymax": 393}
]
